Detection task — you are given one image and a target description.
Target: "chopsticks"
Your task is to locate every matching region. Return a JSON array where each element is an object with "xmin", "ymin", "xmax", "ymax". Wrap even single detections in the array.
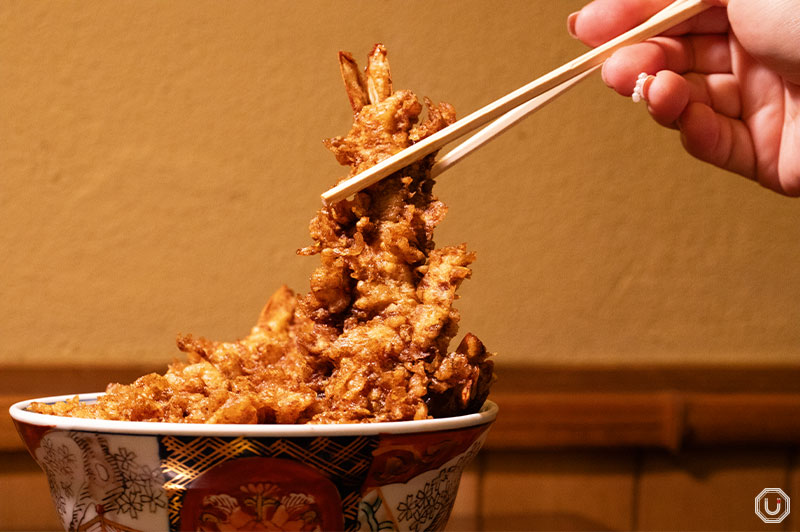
[
  {"xmin": 430, "ymin": 64, "xmax": 602, "ymax": 178},
  {"xmin": 321, "ymin": 0, "xmax": 712, "ymax": 204}
]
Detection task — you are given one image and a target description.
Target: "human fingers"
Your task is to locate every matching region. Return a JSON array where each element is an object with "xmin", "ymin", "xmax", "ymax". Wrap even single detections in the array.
[
  {"xmin": 569, "ymin": 0, "xmax": 728, "ymax": 47},
  {"xmin": 569, "ymin": 0, "xmax": 670, "ymax": 46},
  {"xmin": 679, "ymin": 101, "xmax": 800, "ymax": 196},
  {"xmin": 678, "ymin": 102, "xmax": 762, "ymax": 191},
  {"xmin": 601, "ymin": 35, "xmax": 731, "ymax": 94},
  {"xmin": 728, "ymin": 0, "xmax": 800, "ymax": 85},
  {"xmin": 642, "ymin": 71, "xmax": 740, "ymax": 127},
  {"xmin": 655, "ymin": 7, "xmax": 729, "ymax": 38}
]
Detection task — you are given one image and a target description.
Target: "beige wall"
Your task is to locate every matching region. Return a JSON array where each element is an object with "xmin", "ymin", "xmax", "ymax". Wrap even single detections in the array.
[{"xmin": 2, "ymin": 1, "xmax": 799, "ymax": 369}]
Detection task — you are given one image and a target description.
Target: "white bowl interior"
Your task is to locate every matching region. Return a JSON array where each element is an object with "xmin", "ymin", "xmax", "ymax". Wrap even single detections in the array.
[{"xmin": 10, "ymin": 392, "xmax": 497, "ymax": 437}]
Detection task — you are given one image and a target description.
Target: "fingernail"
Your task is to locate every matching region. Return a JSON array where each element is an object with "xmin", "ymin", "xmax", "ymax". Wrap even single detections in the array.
[
  {"xmin": 567, "ymin": 11, "xmax": 579, "ymax": 39},
  {"xmin": 601, "ymin": 61, "xmax": 613, "ymax": 88}
]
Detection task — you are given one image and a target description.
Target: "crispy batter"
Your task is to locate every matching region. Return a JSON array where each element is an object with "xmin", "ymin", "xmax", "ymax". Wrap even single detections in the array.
[{"xmin": 31, "ymin": 44, "xmax": 495, "ymax": 424}]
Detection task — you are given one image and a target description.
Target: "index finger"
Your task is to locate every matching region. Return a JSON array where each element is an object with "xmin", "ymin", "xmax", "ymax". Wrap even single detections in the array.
[{"xmin": 571, "ymin": 0, "xmax": 729, "ymax": 47}]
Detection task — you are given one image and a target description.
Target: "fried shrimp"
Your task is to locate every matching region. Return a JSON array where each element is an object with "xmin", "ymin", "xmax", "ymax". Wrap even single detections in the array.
[{"xmin": 31, "ymin": 44, "xmax": 495, "ymax": 424}]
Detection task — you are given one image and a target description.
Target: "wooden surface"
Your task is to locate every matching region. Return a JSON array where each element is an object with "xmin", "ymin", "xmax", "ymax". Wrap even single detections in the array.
[
  {"xmin": 635, "ymin": 449, "xmax": 790, "ymax": 531},
  {"xmin": 464, "ymin": 448, "xmax": 798, "ymax": 531},
  {"xmin": 4, "ymin": 364, "xmax": 800, "ymax": 530},
  {"xmin": 480, "ymin": 450, "xmax": 637, "ymax": 530},
  {"xmin": 487, "ymin": 365, "xmax": 800, "ymax": 450},
  {"xmin": 1, "ymin": 451, "xmax": 62, "ymax": 531}
]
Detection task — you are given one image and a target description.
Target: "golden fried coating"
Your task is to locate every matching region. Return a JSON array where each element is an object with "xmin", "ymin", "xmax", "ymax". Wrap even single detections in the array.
[{"xmin": 31, "ymin": 44, "xmax": 494, "ymax": 424}]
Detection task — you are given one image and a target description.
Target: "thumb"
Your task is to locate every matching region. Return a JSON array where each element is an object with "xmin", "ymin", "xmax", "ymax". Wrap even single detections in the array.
[{"xmin": 727, "ymin": 0, "xmax": 800, "ymax": 84}]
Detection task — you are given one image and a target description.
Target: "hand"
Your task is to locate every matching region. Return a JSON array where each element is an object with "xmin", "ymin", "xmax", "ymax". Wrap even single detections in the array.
[{"xmin": 569, "ymin": 0, "xmax": 800, "ymax": 196}]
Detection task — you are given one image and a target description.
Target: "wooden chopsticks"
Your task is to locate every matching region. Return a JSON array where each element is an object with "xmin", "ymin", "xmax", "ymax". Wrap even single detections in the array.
[
  {"xmin": 321, "ymin": 0, "xmax": 712, "ymax": 204},
  {"xmin": 430, "ymin": 64, "xmax": 602, "ymax": 178}
]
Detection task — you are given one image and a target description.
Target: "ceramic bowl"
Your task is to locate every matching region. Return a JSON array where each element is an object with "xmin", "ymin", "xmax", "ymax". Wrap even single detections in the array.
[{"xmin": 10, "ymin": 393, "xmax": 497, "ymax": 532}]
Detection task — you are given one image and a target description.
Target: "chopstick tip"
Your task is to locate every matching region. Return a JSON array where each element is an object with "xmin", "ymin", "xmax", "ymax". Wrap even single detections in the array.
[{"xmin": 321, "ymin": 189, "xmax": 348, "ymax": 205}]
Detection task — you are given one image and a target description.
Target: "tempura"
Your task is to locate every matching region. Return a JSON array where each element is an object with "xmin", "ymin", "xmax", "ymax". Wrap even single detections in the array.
[{"xmin": 32, "ymin": 44, "xmax": 495, "ymax": 424}]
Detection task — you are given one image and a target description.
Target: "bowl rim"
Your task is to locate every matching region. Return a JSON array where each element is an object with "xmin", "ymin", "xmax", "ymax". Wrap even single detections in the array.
[{"xmin": 10, "ymin": 393, "xmax": 498, "ymax": 437}]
